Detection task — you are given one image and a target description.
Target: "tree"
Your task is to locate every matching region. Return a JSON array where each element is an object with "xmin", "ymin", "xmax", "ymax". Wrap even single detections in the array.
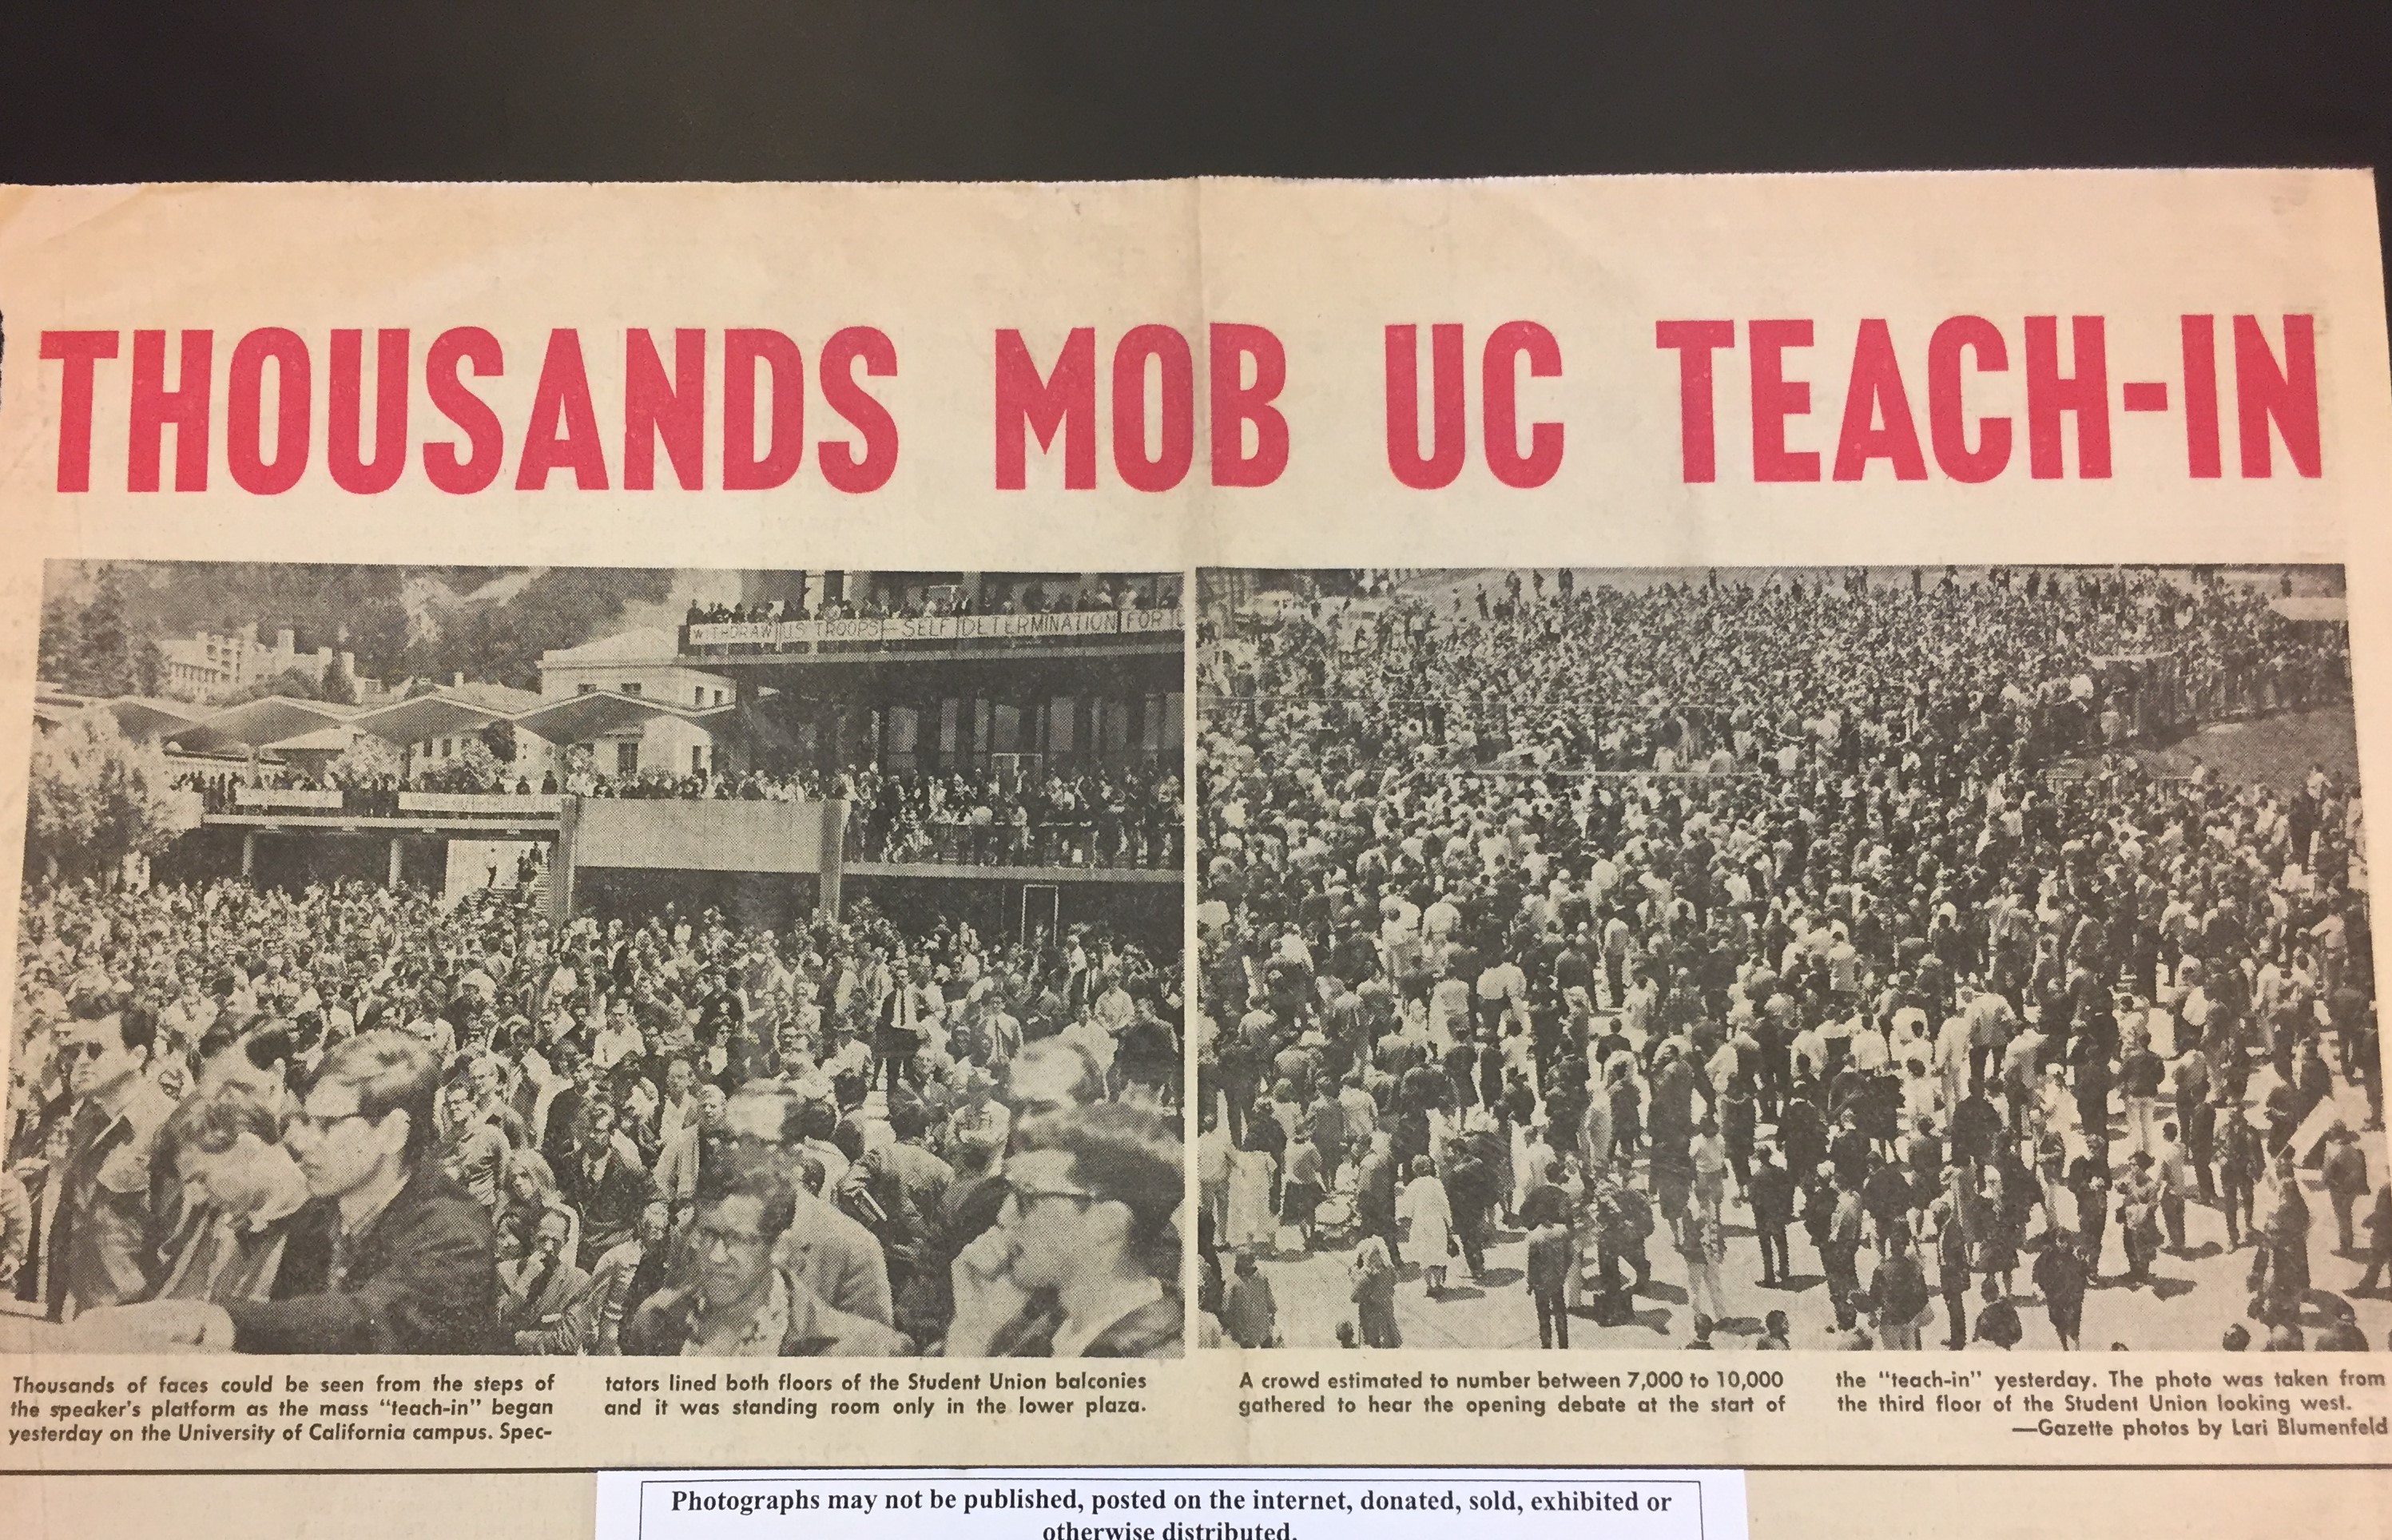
[
  {"xmin": 215, "ymin": 666, "xmax": 328, "ymax": 708},
  {"xmin": 38, "ymin": 567, "xmax": 166, "ymax": 697},
  {"xmin": 397, "ymin": 567, "xmax": 673, "ymax": 687},
  {"xmin": 479, "ymin": 720, "xmax": 519, "ymax": 764},
  {"xmin": 69, "ymin": 559, "xmax": 415, "ymax": 683},
  {"xmin": 321, "ymin": 651, "xmax": 358, "ymax": 705},
  {"xmin": 25, "ymin": 713, "xmax": 188, "ymax": 883},
  {"xmin": 329, "ymin": 731, "xmax": 404, "ymax": 784},
  {"xmin": 456, "ymin": 736, "xmax": 504, "ymax": 789},
  {"xmin": 419, "ymin": 735, "xmax": 505, "ymax": 793}
]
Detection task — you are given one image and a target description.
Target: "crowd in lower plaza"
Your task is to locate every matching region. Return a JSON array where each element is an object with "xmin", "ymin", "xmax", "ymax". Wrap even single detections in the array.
[
  {"xmin": 1194, "ymin": 566, "xmax": 2381, "ymax": 1352},
  {"xmin": 5, "ymin": 875, "xmax": 1184, "ymax": 1358}
]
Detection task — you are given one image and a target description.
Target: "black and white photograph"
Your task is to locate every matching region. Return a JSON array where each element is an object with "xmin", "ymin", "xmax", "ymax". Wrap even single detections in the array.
[
  {"xmin": 1194, "ymin": 565, "xmax": 2379, "ymax": 1353},
  {"xmin": 5, "ymin": 562, "xmax": 1187, "ymax": 1357}
]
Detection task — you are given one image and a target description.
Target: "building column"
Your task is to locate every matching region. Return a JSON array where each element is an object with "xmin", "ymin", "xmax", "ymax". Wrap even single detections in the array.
[
  {"xmin": 240, "ymin": 830, "xmax": 256, "ymax": 877},
  {"xmin": 816, "ymin": 799, "xmax": 847, "ymax": 919},
  {"xmin": 548, "ymin": 797, "xmax": 579, "ymax": 927},
  {"xmin": 387, "ymin": 836, "xmax": 404, "ymax": 888}
]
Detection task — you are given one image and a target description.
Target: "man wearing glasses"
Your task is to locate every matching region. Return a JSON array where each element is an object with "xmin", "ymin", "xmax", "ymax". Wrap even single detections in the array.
[
  {"xmin": 621, "ymin": 1165, "xmax": 910, "ymax": 1356},
  {"xmin": 944, "ymin": 1101, "xmax": 1184, "ymax": 1358},
  {"xmin": 74, "ymin": 1030, "xmax": 499, "ymax": 1354},
  {"xmin": 46, "ymin": 990, "xmax": 176, "ymax": 1320},
  {"xmin": 719, "ymin": 1086, "xmax": 892, "ymax": 1326}
]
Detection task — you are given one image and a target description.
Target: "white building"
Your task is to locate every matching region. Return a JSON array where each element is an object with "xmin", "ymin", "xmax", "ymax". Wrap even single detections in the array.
[
  {"xmin": 157, "ymin": 624, "xmax": 381, "ymax": 703},
  {"xmin": 402, "ymin": 680, "xmax": 548, "ymax": 772},
  {"xmin": 538, "ymin": 626, "xmax": 735, "ymax": 708},
  {"xmin": 535, "ymin": 628, "xmax": 739, "ymax": 780}
]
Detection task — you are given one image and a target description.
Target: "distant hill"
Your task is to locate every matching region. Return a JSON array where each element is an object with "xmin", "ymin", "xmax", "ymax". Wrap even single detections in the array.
[{"xmin": 42, "ymin": 562, "xmax": 677, "ymax": 690}]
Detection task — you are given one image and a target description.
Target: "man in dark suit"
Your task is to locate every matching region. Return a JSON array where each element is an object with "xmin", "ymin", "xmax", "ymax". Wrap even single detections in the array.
[
  {"xmin": 1356, "ymin": 1130, "xmax": 1402, "ymax": 1266},
  {"xmin": 538, "ymin": 1045, "xmax": 597, "ymax": 1176},
  {"xmin": 1526, "ymin": 1217, "xmax": 1573, "ymax": 1348},
  {"xmin": 1749, "ymin": 1145, "xmax": 1796, "ymax": 1288},
  {"xmin": 557, "ymin": 1098, "xmax": 658, "ymax": 1270}
]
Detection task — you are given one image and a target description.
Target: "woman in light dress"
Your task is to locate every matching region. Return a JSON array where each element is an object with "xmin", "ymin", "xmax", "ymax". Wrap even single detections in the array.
[
  {"xmin": 1398, "ymin": 1156, "xmax": 1456, "ymax": 1296},
  {"xmin": 1515, "ymin": 1123, "xmax": 1556, "ymax": 1218},
  {"xmin": 1225, "ymin": 1131, "xmax": 1279, "ymax": 1251},
  {"xmin": 1578, "ymin": 1079, "xmax": 1615, "ymax": 1178}
]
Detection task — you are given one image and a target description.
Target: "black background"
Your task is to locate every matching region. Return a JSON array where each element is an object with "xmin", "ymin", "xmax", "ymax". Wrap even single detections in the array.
[{"xmin": 1, "ymin": 2, "xmax": 2387, "ymax": 307}]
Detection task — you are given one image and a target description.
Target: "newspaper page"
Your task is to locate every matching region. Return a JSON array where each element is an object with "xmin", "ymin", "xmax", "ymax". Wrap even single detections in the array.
[{"xmin": 0, "ymin": 173, "xmax": 2386, "ymax": 1538}]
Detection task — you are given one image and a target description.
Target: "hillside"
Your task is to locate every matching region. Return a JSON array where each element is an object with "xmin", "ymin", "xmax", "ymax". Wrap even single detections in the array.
[{"xmin": 42, "ymin": 561, "xmax": 678, "ymax": 691}]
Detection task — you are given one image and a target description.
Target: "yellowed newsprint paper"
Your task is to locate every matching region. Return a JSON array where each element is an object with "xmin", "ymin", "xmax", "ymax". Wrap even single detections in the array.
[{"xmin": 0, "ymin": 173, "xmax": 2387, "ymax": 1538}]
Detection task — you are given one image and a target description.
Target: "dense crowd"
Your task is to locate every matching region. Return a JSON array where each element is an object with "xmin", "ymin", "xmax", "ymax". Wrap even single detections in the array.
[
  {"xmin": 844, "ymin": 765, "xmax": 1182, "ymax": 868},
  {"xmin": 4, "ymin": 875, "xmax": 1184, "ymax": 1357},
  {"xmin": 177, "ymin": 762, "xmax": 562, "ymax": 813},
  {"xmin": 1200, "ymin": 566, "xmax": 2350, "ymax": 778},
  {"xmin": 1194, "ymin": 567, "xmax": 2381, "ymax": 1352},
  {"xmin": 686, "ymin": 574, "xmax": 1182, "ymax": 627},
  {"xmin": 179, "ymin": 760, "xmax": 1182, "ymax": 871}
]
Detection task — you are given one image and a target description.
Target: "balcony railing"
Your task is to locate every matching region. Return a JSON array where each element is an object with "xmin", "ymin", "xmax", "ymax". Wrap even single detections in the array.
[
  {"xmin": 193, "ymin": 784, "xmax": 563, "ymax": 820},
  {"xmin": 845, "ymin": 820, "xmax": 1181, "ymax": 871},
  {"xmin": 679, "ymin": 606, "xmax": 1184, "ymax": 657},
  {"xmin": 187, "ymin": 788, "xmax": 1182, "ymax": 873}
]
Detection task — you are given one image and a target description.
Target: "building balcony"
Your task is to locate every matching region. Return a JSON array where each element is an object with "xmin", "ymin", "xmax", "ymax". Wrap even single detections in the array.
[{"xmin": 676, "ymin": 606, "xmax": 1184, "ymax": 664}]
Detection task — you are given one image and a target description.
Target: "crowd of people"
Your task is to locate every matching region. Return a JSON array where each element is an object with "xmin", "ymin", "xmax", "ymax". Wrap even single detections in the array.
[
  {"xmin": 844, "ymin": 765, "xmax": 1182, "ymax": 869},
  {"xmin": 1201, "ymin": 566, "xmax": 2350, "ymax": 780},
  {"xmin": 3, "ymin": 874, "xmax": 1185, "ymax": 1358},
  {"xmin": 176, "ymin": 760, "xmax": 563, "ymax": 815},
  {"xmin": 685, "ymin": 574, "xmax": 1182, "ymax": 629},
  {"xmin": 178, "ymin": 758, "xmax": 1182, "ymax": 872},
  {"xmin": 1194, "ymin": 566, "xmax": 2380, "ymax": 1353}
]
